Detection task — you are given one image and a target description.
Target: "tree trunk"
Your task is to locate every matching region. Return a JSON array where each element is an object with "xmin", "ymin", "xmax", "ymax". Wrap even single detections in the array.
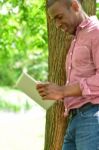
[{"xmin": 44, "ymin": 1, "xmax": 96, "ymax": 150}]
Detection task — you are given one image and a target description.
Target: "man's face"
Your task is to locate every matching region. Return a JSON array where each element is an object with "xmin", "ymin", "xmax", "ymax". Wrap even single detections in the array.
[{"xmin": 48, "ymin": 1, "xmax": 79, "ymax": 34}]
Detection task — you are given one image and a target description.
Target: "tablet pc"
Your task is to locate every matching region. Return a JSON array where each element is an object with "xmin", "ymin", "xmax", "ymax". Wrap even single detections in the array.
[{"xmin": 16, "ymin": 72, "xmax": 56, "ymax": 110}]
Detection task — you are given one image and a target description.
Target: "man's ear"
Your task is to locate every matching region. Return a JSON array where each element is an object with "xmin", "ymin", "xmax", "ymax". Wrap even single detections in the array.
[{"xmin": 71, "ymin": 0, "xmax": 79, "ymax": 12}]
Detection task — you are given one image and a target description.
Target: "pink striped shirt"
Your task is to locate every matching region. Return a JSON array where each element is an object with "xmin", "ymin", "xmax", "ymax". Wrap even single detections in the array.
[{"xmin": 64, "ymin": 16, "xmax": 99, "ymax": 116}]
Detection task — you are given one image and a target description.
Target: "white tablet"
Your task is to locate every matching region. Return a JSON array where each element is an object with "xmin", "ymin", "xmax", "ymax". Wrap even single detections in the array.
[{"xmin": 15, "ymin": 72, "xmax": 56, "ymax": 110}]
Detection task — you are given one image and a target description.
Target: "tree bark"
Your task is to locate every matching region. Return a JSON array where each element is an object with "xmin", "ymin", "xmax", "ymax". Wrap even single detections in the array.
[{"xmin": 44, "ymin": 1, "xmax": 96, "ymax": 150}]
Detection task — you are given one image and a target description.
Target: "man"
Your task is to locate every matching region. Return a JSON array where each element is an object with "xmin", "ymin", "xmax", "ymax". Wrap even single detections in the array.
[{"xmin": 36, "ymin": 0, "xmax": 99, "ymax": 149}]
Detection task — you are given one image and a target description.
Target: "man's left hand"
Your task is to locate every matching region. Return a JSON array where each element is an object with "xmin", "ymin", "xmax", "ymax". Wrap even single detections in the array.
[{"xmin": 36, "ymin": 82, "xmax": 65, "ymax": 100}]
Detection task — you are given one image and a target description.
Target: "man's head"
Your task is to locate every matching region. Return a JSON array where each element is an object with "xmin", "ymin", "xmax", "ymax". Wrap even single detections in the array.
[{"xmin": 47, "ymin": 0, "xmax": 85, "ymax": 34}]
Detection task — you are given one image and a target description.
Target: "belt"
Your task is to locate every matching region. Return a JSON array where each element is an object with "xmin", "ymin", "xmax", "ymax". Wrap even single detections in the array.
[{"xmin": 70, "ymin": 103, "xmax": 98, "ymax": 118}]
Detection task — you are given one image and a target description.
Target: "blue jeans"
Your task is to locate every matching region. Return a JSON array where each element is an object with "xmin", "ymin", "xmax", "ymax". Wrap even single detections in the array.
[{"xmin": 62, "ymin": 104, "xmax": 99, "ymax": 150}]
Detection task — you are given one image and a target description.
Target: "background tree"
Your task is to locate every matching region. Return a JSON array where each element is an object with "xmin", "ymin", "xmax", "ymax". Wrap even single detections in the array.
[{"xmin": 44, "ymin": 0, "xmax": 96, "ymax": 150}]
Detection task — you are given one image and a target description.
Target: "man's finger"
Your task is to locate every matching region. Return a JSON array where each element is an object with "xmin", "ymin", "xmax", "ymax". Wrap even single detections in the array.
[
  {"xmin": 36, "ymin": 82, "xmax": 49, "ymax": 89},
  {"xmin": 37, "ymin": 87, "xmax": 45, "ymax": 92},
  {"xmin": 40, "ymin": 92, "xmax": 46, "ymax": 97},
  {"xmin": 36, "ymin": 83, "xmax": 45, "ymax": 89}
]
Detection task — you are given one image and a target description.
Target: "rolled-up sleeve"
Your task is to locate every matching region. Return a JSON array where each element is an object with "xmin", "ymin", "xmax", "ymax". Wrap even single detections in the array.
[{"xmin": 80, "ymin": 34, "xmax": 99, "ymax": 96}]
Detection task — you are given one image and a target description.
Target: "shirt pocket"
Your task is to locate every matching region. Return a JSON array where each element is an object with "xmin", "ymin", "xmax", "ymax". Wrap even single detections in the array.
[{"xmin": 72, "ymin": 45, "xmax": 91, "ymax": 67}]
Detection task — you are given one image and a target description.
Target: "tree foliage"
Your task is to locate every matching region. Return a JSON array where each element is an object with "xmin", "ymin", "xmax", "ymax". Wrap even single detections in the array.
[
  {"xmin": 0, "ymin": 0, "xmax": 48, "ymax": 86},
  {"xmin": 96, "ymin": 1, "xmax": 99, "ymax": 18}
]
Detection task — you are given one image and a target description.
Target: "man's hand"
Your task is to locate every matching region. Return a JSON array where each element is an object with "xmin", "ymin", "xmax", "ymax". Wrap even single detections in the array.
[{"xmin": 36, "ymin": 82, "xmax": 65, "ymax": 100}]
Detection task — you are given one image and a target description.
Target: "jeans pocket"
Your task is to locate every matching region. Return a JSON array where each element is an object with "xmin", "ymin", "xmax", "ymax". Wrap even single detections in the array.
[{"xmin": 80, "ymin": 106, "xmax": 98, "ymax": 118}]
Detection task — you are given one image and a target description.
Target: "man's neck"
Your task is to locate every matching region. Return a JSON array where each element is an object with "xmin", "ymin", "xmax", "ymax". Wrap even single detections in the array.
[
  {"xmin": 73, "ymin": 12, "xmax": 89, "ymax": 36},
  {"xmin": 78, "ymin": 11, "xmax": 89, "ymax": 25}
]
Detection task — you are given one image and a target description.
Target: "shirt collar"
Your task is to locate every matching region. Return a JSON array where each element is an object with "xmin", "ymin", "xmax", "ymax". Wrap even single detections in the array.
[
  {"xmin": 76, "ymin": 16, "xmax": 98, "ymax": 35},
  {"xmin": 80, "ymin": 16, "xmax": 98, "ymax": 29}
]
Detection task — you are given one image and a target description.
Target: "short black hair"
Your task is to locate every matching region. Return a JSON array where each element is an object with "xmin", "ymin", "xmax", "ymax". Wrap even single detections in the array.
[
  {"xmin": 46, "ymin": 0, "xmax": 81, "ymax": 9},
  {"xmin": 46, "ymin": 0, "xmax": 71, "ymax": 8}
]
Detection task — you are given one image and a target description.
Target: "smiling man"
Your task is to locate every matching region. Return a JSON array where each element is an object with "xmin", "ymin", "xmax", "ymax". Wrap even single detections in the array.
[{"xmin": 36, "ymin": 0, "xmax": 99, "ymax": 149}]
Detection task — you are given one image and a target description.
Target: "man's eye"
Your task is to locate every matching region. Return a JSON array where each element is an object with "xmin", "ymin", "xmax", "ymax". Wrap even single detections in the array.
[{"xmin": 58, "ymin": 16, "xmax": 62, "ymax": 19}]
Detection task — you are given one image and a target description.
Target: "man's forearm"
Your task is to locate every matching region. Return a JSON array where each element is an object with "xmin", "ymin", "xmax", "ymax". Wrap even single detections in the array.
[
  {"xmin": 63, "ymin": 83, "xmax": 82, "ymax": 97},
  {"xmin": 36, "ymin": 82, "xmax": 82, "ymax": 100}
]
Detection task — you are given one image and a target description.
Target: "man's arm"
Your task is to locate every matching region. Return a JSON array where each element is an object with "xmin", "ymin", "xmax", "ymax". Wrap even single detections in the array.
[
  {"xmin": 63, "ymin": 83, "xmax": 82, "ymax": 97},
  {"xmin": 36, "ymin": 82, "xmax": 82, "ymax": 100}
]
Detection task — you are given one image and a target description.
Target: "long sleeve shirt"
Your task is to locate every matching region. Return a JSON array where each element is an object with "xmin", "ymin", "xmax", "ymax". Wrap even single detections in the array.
[{"xmin": 64, "ymin": 16, "xmax": 99, "ymax": 116}]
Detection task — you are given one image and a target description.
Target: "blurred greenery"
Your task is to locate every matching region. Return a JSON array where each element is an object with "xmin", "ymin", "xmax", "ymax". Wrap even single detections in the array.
[
  {"xmin": 0, "ymin": 99, "xmax": 31, "ymax": 112},
  {"xmin": 96, "ymin": 1, "xmax": 99, "ymax": 18},
  {"xmin": 0, "ymin": 0, "xmax": 48, "ymax": 86},
  {"xmin": 0, "ymin": 87, "xmax": 34, "ymax": 112},
  {"xmin": 0, "ymin": 1, "xmax": 99, "ymax": 111}
]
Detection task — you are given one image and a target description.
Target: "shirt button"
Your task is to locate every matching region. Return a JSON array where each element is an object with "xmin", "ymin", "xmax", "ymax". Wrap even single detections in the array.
[
  {"xmin": 68, "ymin": 66, "xmax": 71, "ymax": 70},
  {"xmin": 66, "ymin": 80, "xmax": 69, "ymax": 84},
  {"xmin": 73, "ymin": 38, "xmax": 76, "ymax": 42},
  {"xmin": 65, "ymin": 108, "xmax": 67, "ymax": 111},
  {"xmin": 70, "ymin": 52, "xmax": 72, "ymax": 56},
  {"xmin": 65, "ymin": 108, "xmax": 68, "ymax": 114}
]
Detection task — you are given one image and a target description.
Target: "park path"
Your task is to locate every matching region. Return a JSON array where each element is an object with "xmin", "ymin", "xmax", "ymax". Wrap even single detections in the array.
[{"xmin": 0, "ymin": 107, "xmax": 46, "ymax": 150}]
